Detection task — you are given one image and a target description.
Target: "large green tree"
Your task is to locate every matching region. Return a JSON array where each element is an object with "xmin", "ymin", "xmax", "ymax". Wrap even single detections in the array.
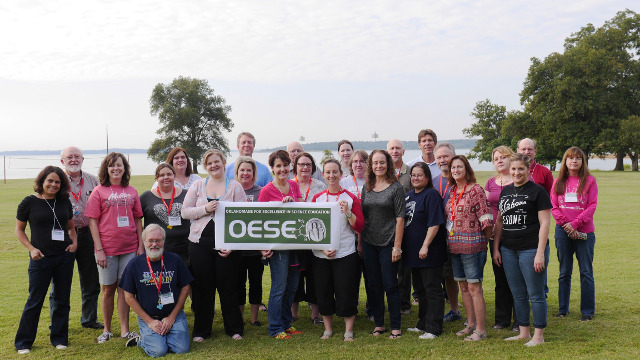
[
  {"xmin": 521, "ymin": 10, "xmax": 640, "ymax": 169},
  {"xmin": 148, "ymin": 76, "xmax": 233, "ymax": 173}
]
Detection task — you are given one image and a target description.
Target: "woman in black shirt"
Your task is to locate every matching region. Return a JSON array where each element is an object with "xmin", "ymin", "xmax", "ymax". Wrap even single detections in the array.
[
  {"xmin": 492, "ymin": 154, "xmax": 551, "ymax": 347},
  {"xmin": 15, "ymin": 166, "xmax": 77, "ymax": 354}
]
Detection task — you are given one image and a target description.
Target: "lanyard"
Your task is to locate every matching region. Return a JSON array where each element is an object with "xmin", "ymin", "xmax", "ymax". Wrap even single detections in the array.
[
  {"xmin": 325, "ymin": 188, "xmax": 342, "ymax": 202},
  {"xmin": 352, "ymin": 176, "xmax": 361, "ymax": 200},
  {"xmin": 449, "ymin": 184, "xmax": 467, "ymax": 231},
  {"xmin": 156, "ymin": 187, "xmax": 175, "ymax": 215},
  {"xmin": 43, "ymin": 197, "xmax": 63, "ymax": 230},
  {"xmin": 294, "ymin": 177, "xmax": 312, "ymax": 202},
  {"xmin": 146, "ymin": 255, "xmax": 164, "ymax": 293},
  {"xmin": 395, "ymin": 168, "xmax": 400, "ymax": 180},
  {"xmin": 205, "ymin": 177, "xmax": 229, "ymax": 200},
  {"xmin": 439, "ymin": 174, "xmax": 449, "ymax": 199},
  {"xmin": 529, "ymin": 161, "xmax": 537, "ymax": 178},
  {"xmin": 69, "ymin": 175, "xmax": 84, "ymax": 203}
]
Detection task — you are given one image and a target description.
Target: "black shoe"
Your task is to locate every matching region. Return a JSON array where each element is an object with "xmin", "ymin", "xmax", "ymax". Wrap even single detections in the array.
[
  {"xmin": 579, "ymin": 315, "xmax": 593, "ymax": 322},
  {"xmin": 82, "ymin": 321, "xmax": 104, "ymax": 329},
  {"xmin": 553, "ymin": 313, "xmax": 568, "ymax": 318},
  {"xmin": 251, "ymin": 321, "xmax": 262, "ymax": 327}
]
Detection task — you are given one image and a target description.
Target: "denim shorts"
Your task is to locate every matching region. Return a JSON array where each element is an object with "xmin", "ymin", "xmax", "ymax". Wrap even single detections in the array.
[{"xmin": 451, "ymin": 251, "xmax": 486, "ymax": 283}]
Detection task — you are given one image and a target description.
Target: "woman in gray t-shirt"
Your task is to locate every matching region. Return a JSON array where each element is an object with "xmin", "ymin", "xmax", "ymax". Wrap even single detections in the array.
[{"xmin": 360, "ymin": 150, "xmax": 406, "ymax": 339}]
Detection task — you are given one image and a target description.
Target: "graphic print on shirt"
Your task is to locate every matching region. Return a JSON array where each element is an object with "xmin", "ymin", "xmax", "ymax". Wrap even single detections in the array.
[
  {"xmin": 498, "ymin": 194, "xmax": 529, "ymax": 231},
  {"xmin": 151, "ymin": 203, "xmax": 184, "ymax": 225},
  {"xmin": 106, "ymin": 191, "xmax": 135, "ymax": 208},
  {"xmin": 405, "ymin": 200, "xmax": 416, "ymax": 227},
  {"xmin": 139, "ymin": 269, "xmax": 175, "ymax": 286}
]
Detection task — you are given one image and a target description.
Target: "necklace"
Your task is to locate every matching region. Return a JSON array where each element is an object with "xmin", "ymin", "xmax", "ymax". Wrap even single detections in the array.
[
  {"xmin": 273, "ymin": 180, "xmax": 289, "ymax": 198},
  {"xmin": 514, "ymin": 182, "xmax": 526, "ymax": 196}
]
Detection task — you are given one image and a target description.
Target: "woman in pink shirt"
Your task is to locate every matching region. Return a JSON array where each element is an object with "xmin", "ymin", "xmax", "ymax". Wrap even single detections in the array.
[{"xmin": 551, "ymin": 147, "xmax": 598, "ymax": 322}]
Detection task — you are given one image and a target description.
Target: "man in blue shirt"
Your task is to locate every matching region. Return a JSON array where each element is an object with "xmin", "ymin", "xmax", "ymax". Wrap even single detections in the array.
[
  {"xmin": 119, "ymin": 224, "xmax": 193, "ymax": 357},
  {"xmin": 226, "ymin": 132, "xmax": 273, "ymax": 187}
]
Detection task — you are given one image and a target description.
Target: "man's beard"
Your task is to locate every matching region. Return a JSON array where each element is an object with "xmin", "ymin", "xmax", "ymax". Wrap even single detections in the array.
[
  {"xmin": 146, "ymin": 247, "xmax": 164, "ymax": 260},
  {"xmin": 65, "ymin": 164, "xmax": 81, "ymax": 173}
]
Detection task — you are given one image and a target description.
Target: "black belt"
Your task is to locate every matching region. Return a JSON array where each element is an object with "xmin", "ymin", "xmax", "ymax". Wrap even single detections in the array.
[{"xmin": 76, "ymin": 226, "xmax": 89, "ymax": 234}]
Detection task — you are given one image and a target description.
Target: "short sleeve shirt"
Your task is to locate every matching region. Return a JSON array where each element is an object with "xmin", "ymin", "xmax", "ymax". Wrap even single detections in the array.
[
  {"xmin": 403, "ymin": 188, "xmax": 447, "ymax": 268},
  {"xmin": 498, "ymin": 181, "xmax": 552, "ymax": 251},
  {"xmin": 17, "ymin": 195, "xmax": 73, "ymax": 256},
  {"xmin": 119, "ymin": 252, "xmax": 194, "ymax": 318},
  {"xmin": 361, "ymin": 181, "xmax": 406, "ymax": 247}
]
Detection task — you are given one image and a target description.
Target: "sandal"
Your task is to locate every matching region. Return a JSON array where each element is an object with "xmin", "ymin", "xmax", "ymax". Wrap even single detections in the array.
[
  {"xmin": 464, "ymin": 330, "xmax": 487, "ymax": 341},
  {"xmin": 344, "ymin": 331, "xmax": 354, "ymax": 342},
  {"xmin": 320, "ymin": 330, "xmax": 333, "ymax": 340},
  {"xmin": 456, "ymin": 325, "xmax": 475, "ymax": 337},
  {"xmin": 370, "ymin": 328, "xmax": 387, "ymax": 336},
  {"xmin": 389, "ymin": 332, "xmax": 402, "ymax": 339}
]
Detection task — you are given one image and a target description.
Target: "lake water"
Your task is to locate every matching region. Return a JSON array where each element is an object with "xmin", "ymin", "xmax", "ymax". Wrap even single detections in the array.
[{"xmin": 1, "ymin": 149, "xmax": 630, "ymax": 180}]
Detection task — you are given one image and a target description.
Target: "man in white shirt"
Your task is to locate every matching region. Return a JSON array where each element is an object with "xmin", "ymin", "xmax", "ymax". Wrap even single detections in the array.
[{"xmin": 407, "ymin": 129, "xmax": 441, "ymax": 178}]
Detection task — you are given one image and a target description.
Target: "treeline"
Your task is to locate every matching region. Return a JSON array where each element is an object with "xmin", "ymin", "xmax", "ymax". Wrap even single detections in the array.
[{"xmin": 464, "ymin": 10, "xmax": 640, "ymax": 171}]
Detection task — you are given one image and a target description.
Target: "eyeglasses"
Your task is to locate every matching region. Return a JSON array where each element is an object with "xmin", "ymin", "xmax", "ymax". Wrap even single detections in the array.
[{"xmin": 297, "ymin": 163, "xmax": 313, "ymax": 168}]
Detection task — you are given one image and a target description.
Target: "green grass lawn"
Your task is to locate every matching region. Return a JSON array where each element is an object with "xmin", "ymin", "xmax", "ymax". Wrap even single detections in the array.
[{"xmin": 1, "ymin": 171, "xmax": 639, "ymax": 359}]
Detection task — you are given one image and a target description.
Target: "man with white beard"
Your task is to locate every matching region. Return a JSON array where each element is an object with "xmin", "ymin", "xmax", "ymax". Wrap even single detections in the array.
[
  {"xmin": 49, "ymin": 146, "xmax": 103, "ymax": 329},
  {"xmin": 119, "ymin": 224, "xmax": 193, "ymax": 357}
]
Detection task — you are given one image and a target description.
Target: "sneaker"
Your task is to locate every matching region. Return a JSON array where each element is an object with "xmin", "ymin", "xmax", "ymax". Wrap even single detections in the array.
[
  {"xmin": 443, "ymin": 310, "xmax": 462, "ymax": 322},
  {"xmin": 580, "ymin": 315, "xmax": 594, "ymax": 322},
  {"xmin": 554, "ymin": 313, "xmax": 568, "ymax": 318},
  {"xmin": 17, "ymin": 349, "xmax": 30, "ymax": 354},
  {"xmin": 192, "ymin": 337, "xmax": 204, "ymax": 343},
  {"xmin": 412, "ymin": 298, "xmax": 419, "ymax": 306},
  {"xmin": 232, "ymin": 334, "xmax": 243, "ymax": 340},
  {"xmin": 125, "ymin": 334, "xmax": 140, "ymax": 347},
  {"xmin": 419, "ymin": 332, "xmax": 438, "ymax": 339},
  {"xmin": 407, "ymin": 327, "xmax": 424, "ymax": 333},
  {"xmin": 55, "ymin": 345, "xmax": 68, "ymax": 350},
  {"xmin": 312, "ymin": 317, "xmax": 324, "ymax": 325},
  {"xmin": 285, "ymin": 326, "xmax": 302, "ymax": 335},
  {"xmin": 97, "ymin": 331, "xmax": 113, "ymax": 344},
  {"xmin": 121, "ymin": 331, "xmax": 140, "ymax": 340},
  {"xmin": 274, "ymin": 332, "xmax": 291, "ymax": 340}
]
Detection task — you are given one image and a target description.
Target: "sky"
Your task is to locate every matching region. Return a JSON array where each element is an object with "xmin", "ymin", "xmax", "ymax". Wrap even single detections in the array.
[{"xmin": 0, "ymin": 0, "xmax": 636, "ymax": 152}]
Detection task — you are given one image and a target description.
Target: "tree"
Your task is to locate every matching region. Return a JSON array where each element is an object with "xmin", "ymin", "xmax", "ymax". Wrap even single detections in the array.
[
  {"xmin": 463, "ymin": 99, "xmax": 512, "ymax": 162},
  {"xmin": 521, "ymin": 10, "xmax": 640, "ymax": 168},
  {"xmin": 148, "ymin": 76, "xmax": 233, "ymax": 173},
  {"xmin": 619, "ymin": 115, "xmax": 640, "ymax": 171},
  {"xmin": 320, "ymin": 149, "xmax": 334, "ymax": 165}
]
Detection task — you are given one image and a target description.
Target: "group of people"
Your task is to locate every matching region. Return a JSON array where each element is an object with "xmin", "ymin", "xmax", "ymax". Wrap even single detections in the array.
[{"xmin": 14, "ymin": 130, "xmax": 598, "ymax": 356}]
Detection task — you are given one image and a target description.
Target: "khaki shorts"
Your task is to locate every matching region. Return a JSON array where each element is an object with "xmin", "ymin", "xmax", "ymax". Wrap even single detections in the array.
[{"xmin": 96, "ymin": 252, "xmax": 136, "ymax": 285}]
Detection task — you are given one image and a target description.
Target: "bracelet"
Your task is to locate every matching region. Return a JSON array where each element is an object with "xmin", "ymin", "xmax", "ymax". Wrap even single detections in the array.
[
  {"xmin": 345, "ymin": 211, "xmax": 353, "ymax": 219},
  {"xmin": 392, "ymin": 247, "xmax": 402, "ymax": 253}
]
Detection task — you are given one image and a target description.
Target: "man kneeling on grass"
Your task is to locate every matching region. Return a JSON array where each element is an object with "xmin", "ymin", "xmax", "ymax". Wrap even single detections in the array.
[{"xmin": 119, "ymin": 224, "xmax": 193, "ymax": 357}]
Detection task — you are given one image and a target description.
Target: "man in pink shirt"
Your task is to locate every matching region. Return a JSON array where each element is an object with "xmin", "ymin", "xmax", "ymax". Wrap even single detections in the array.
[{"xmin": 517, "ymin": 138, "xmax": 554, "ymax": 194}]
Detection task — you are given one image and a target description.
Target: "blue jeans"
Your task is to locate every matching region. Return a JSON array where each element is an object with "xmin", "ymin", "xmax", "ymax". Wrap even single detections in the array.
[
  {"xmin": 555, "ymin": 225, "xmax": 595, "ymax": 316},
  {"xmin": 267, "ymin": 251, "xmax": 300, "ymax": 336},
  {"xmin": 362, "ymin": 241, "xmax": 401, "ymax": 330},
  {"xmin": 501, "ymin": 245, "xmax": 549, "ymax": 329},
  {"xmin": 15, "ymin": 251, "xmax": 75, "ymax": 350},
  {"xmin": 138, "ymin": 311, "xmax": 190, "ymax": 357}
]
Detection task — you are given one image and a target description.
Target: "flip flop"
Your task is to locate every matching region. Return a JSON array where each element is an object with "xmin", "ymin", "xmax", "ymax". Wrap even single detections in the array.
[{"xmin": 370, "ymin": 329, "xmax": 388, "ymax": 336}]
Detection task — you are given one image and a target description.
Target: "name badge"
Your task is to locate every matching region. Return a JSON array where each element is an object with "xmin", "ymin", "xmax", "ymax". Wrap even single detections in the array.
[
  {"xmin": 446, "ymin": 220, "xmax": 453, "ymax": 232},
  {"xmin": 168, "ymin": 216, "xmax": 181, "ymax": 226},
  {"xmin": 160, "ymin": 292, "xmax": 174, "ymax": 305},
  {"xmin": 72, "ymin": 205, "xmax": 80, "ymax": 216},
  {"xmin": 565, "ymin": 193, "xmax": 578, "ymax": 203},
  {"xmin": 117, "ymin": 216, "xmax": 130, "ymax": 227},
  {"xmin": 52, "ymin": 229, "xmax": 65, "ymax": 241}
]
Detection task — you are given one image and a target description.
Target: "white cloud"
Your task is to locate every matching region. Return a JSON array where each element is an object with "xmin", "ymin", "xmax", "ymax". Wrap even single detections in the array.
[{"xmin": 0, "ymin": 0, "xmax": 632, "ymax": 82}]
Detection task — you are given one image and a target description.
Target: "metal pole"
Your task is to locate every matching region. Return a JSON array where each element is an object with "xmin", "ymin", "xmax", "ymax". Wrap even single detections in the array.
[{"xmin": 3, "ymin": 156, "xmax": 5, "ymax": 184}]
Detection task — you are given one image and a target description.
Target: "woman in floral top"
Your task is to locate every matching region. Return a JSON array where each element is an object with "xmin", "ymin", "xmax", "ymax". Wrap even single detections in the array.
[{"xmin": 444, "ymin": 155, "xmax": 493, "ymax": 341}]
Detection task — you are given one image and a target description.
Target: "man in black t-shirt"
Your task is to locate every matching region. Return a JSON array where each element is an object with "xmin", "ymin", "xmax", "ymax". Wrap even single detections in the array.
[{"xmin": 119, "ymin": 224, "xmax": 193, "ymax": 357}]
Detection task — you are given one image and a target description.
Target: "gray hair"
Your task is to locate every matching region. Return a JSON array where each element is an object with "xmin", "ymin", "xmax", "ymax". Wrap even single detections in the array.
[
  {"xmin": 60, "ymin": 146, "xmax": 83, "ymax": 159},
  {"xmin": 142, "ymin": 224, "xmax": 166, "ymax": 243},
  {"xmin": 434, "ymin": 142, "xmax": 455, "ymax": 155},
  {"xmin": 517, "ymin": 138, "xmax": 537, "ymax": 150}
]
